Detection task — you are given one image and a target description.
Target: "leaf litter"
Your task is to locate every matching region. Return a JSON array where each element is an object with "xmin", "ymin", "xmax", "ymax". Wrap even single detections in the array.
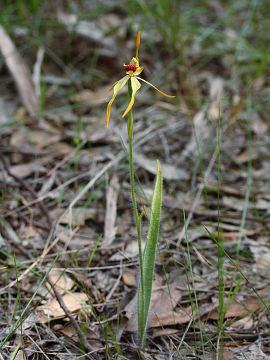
[{"xmin": 0, "ymin": 2, "xmax": 269, "ymax": 359}]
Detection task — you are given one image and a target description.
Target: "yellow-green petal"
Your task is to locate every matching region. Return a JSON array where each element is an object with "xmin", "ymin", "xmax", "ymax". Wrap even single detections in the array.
[
  {"xmin": 137, "ymin": 76, "xmax": 175, "ymax": 98},
  {"xmin": 106, "ymin": 75, "xmax": 130, "ymax": 127},
  {"xmin": 122, "ymin": 77, "xmax": 141, "ymax": 118}
]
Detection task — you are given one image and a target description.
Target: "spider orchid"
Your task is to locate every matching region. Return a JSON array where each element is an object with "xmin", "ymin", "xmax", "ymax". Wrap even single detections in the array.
[{"xmin": 106, "ymin": 32, "xmax": 175, "ymax": 127}]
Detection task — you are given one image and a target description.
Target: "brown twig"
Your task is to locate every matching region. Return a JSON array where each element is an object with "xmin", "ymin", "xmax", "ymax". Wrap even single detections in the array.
[
  {"xmin": 0, "ymin": 152, "xmax": 52, "ymax": 227},
  {"xmin": 46, "ymin": 276, "xmax": 95, "ymax": 357}
]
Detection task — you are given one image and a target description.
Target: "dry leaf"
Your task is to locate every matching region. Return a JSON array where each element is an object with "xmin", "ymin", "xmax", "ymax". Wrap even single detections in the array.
[
  {"xmin": 122, "ymin": 269, "xmax": 136, "ymax": 287},
  {"xmin": 46, "ymin": 269, "xmax": 74, "ymax": 295},
  {"xmin": 110, "ymin": 238, "xmax": 146, "ymax": 261},
  {"xmin": 223, "ymin": 196, "xmax": 270, "ymax": 211},
  {"xmin": 256, "ymin": 253, "xmax": 270, "ymax": 272},
  {"xmin": 103, "ymin": 174, "xmax": 120, "ymax": 245},
  {"xmin": 209, "ymin": 296, "xmax": 262, "ymax": 320},
  {"xmin": 222, "ymin": 349, "xmax": 238, "ymax": 360},
  {"xmin": 0, "ymin": 25, "xmax": 38, "ymax": 115},
  {"xmin": 152, "ymin": 327, "xmax": 179, "ymax": 339},
  {"xmin": 235, "ymin": 148, "xmax": 258, "ymax": 163},
  {"xmin": 251, "ymin": 113, "xmax": 268, "ymax": 135},
  {"xmin": 22, "ymin": 226, "xmax": 40, "ymax": 240},
  {"xmin": 134, "ymin": 153, "xmax": 188, "ymax": 180},
  {"xmin": 228, "ymin": 314, "xmax": 254, "ymax": 330},
  {"xmin": 36, "ymin": 292, "xmax": 89, "ymax": 322},
  {"xmin": 148, "ymin": 308, "xmax": 191, "ymax": 328},
  {"xmin": 125, "ymin": 275, "xmax": 186, "ymax": 331},
  {"xmin": 50, "ymin": 207, "xmax": 103, "ymax": 226},
  {"xmin": 246, "ymin": 343, "xmax": 268, "ymax": 358},
  {"xmin": 0, "ymin": 162, "xmax": 46, "ymax": 181},
  {"xmin": 58, "ymin": 323, "xmax": 100, "ymax": 351},
  {"xmin": 59, "ymin": 323, "xmax": 97, "ymax": 340},
  {"xmin": 250, "ymin": 245, "xmax": 270, "ymax": 275},
  {"xmin": 71, "ymin": 87, "xmax": 109, "ymax": 104}
]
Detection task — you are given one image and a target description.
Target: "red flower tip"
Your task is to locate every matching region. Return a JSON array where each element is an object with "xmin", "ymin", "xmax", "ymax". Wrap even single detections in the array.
[{"xmin": 124, "ymin": 64, "xmax": 137, "ymax": 72}]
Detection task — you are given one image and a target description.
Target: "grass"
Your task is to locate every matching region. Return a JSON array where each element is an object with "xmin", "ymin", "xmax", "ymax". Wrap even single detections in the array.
[{"xmin": 0, "ymin": 0, "xmax": 269, "ymax": 358}]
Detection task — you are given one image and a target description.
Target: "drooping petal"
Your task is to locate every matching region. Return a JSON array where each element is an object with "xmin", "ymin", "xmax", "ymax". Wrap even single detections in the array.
[
  {"xmin": 106, "ymin": 75, "xmax": 130, "ymax": 127},
  {"xmin": 108, "ymin": 81, "xmax": 118, "ymax": 92},
  {"xmin": 122, "ymin": 77, "xmax": 141, "ymax": 118},
  {"xmin": 136, "ymin": 77, "xmax": 175, "ymax": 98},
  {"xmin": 122, "ymin": 96, "xmax": 134, "ymax": 118}
]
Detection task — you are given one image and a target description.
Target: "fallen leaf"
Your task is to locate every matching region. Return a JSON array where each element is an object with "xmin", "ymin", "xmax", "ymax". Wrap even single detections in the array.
[
  {"xmin": 223, "ymin": 196, "xmax": 270, "ymax": 211},
  {"xmin": 186, "ymin": 226, "xmax": 214, "ymax": 242},
  {"xmin": 152, "ymin": 327, "xmax": 179, "ymax": 339},
  {"xmin": 110, "ymin": 238, "xmax": 146, "ymax": 261},
  {"xmin": 71, "ymin": 87, "xmax": 109, "ymax": 105},
  {"xmin": 10, "ymin": 129, "xmax": 57, "ymax": 148},
  {"xmin": 59, "ymin": 323, "xmax": 97, "ymax": 341},
  {"xmin": 222, "ymin": 349, "xmax": 238, "ymax": 360},
  {"xmin": 251, "ymin": 113, "xmax": 268, "ymax": 135},
  {"xmin": 209, "ymin": 296, "xmax": 262, "ymax": 320},
  {"xmin": 58, "ymin": 323, "xmax": 100, "ymax": 350},
  {"xmin": 122, "ymin": 269, "xmax": 136, "ymax": 287},
  {"xmin": 228, "ymin": 314, "xmax": 254, "ymax": 330},
  {"xmin": 46, "ymin": 269, "xmax": 74, "ymax": 295},
  {"xmin": 235, "ymin": 148, "xmax": 258, "ymax": 163},
  {"xmin": 134, "ymin": 153, "xmax": 188, "ymax": 181},
  {"xmin": 22, "ymin": 226, "xmax": 40, "ymax": 240},
  {"xmin": 0, "ymin": 162, "xmax": 46, "ymax": 181},
  {"xmin": 125, "ymin": 275, "xmax": 187, "ymax": 331},
  {"xmin": 250, "ymin": 245, "xmax": 270, "ymax": 275},
  {"xmin": 50, "ymin": 207, "xmax": 103, "ymax": 226},
  {"xmin": 246, "ymin": 343, "xmax": 269, "ymax": 358},
  {"xmin": 36, "ymin": 292, "xmax": 89, "ymax": 322}
]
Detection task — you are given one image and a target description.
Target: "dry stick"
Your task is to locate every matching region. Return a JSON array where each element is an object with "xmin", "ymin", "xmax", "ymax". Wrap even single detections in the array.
[
  {"xmin": 25, "ymin": 334, "xmax": 50, "ymax": 360},
  {"xmin": 46, "ymin": 276, "xmax": 95, "ymax": 355},
  {"xmin": 105, "ymin": 261, "xmax": 123, "ymax": 304},
  {"xmin": 0, "ymin": 152, "xmax": 52, "ymax": 227}
]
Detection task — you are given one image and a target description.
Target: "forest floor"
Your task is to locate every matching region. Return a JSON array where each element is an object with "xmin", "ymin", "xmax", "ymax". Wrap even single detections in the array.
[{"xmin": 0, "ymin": 1, "xmax": 269, "ymax": 359}]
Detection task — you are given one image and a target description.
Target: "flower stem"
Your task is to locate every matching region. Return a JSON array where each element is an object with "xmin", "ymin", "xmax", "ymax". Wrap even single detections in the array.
[{"xmin": 127, "ymin": 79, "xmax": 145, "ymax": 344}]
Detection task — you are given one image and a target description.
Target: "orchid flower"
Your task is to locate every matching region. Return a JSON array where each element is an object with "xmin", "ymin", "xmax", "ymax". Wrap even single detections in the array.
[{"xmin": 106, "ymin": 32, "xmax": 175, "ymax": 127}]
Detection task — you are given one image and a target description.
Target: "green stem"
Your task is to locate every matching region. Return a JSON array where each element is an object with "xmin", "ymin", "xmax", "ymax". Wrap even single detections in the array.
[
  {"xmin": 127, "ymin": 79, "xmax": 145, "ymax": 343},
  {"xmin": 217, "ymin": 104, "xmax": 224, "ymax": 358}
]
